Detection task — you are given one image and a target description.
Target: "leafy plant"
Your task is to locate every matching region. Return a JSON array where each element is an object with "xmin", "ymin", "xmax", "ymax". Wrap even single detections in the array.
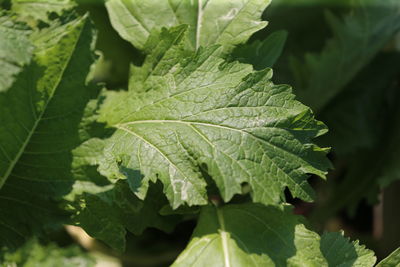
[{"xmin": 1, "ymin": 0, "xmax": 400, "ymax": 266}]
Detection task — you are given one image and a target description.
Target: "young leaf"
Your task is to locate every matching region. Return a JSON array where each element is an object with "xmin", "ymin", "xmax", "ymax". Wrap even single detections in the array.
[
  {"xmin": 86, "ymin": 32, "xmax": 330, "ymax": 209},
  {"xmin": 172, "ymin": 204, "xmax": 376, "ymax": 266},
  {"xmin": 105, "ymin": 0, "xmax": 270, "ymax": 52},
  {"xmin": 0, "ymin": 14, "xmax": 97, "ymax": 248},
  {"xmin": 0, "ymin": 13, "xmax": 33, "ymax": 92}
]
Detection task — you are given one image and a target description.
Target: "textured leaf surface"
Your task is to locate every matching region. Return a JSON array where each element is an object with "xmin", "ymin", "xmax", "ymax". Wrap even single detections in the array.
[
  {"xmin": 377, "ymin": 247, "xmax": 400, "ymax": 267},
  {"xmin": 0, "ymin": 14, "xmax": 33, "ymax": 92},
  {"xmin": 105, "ymin": 0, "xmax": 270, "ymax": 52},
  {"xmin": 128, "ymin": 25, "xmax": 192, "ymax": 93},
  {"xmin": 0, "ymin": 239, "xmax": 95, "ymax": 267},
  {"xmin": 0, "ymin": 15, "xmax": 96, "ymax": 249},
  {"xmin": 293, "ymin": 0, "xmax": 400, "ymax": 111},
  {"xmin": 172, "ymin": 204, "xmax": 376, "ymax": 267},
  {"xmin": 88, "ymin": 33, "xmax": 330, "ymax": 208}
]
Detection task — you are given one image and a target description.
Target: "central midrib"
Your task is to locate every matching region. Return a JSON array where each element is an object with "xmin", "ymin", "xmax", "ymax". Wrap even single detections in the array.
[{"xmin": 216, "ymin": 207, "xmax": 231, "ymax": 267}]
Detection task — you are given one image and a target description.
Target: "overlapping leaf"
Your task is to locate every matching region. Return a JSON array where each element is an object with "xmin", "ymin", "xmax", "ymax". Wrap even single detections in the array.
[
  {"xmin": 105, "ymin": 0, "xmax": 270, "ymax": 52},
  {"xmin": 81, "ymin": 27, "xmax": 331, "ymax": 209},
  {"xmin": 172, "ymin": 203, "xmax": 376, "ymax": 266}
]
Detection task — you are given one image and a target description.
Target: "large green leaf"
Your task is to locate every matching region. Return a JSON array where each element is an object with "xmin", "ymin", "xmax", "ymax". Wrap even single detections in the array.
[
  {"xmin": 172, "ymin": 203, "xmax": 376, "ymax": 266},
  {"xmin": 83, "ymin": 27, "xmax": 330, "ymax": 209},
  {"xmin": 0, "ymin": 14, "xmax": 97, "ymax": 249},
  {"xmin": 105, "ymin": 0, "xmax": 270, "ymax": 52},
  {"xmin": 0, "ymin": 13, "xmax": 33, "ymax": 92}
]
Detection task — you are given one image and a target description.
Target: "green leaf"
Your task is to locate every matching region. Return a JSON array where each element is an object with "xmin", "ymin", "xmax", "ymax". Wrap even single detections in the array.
[
  {"xmin": 0, "ymin": 13, "xmax": 34, "ymax": 92},
  {"xmin": 1, "ymin": 239, "xmax": 95, "ymax": 267},
  {"xmin": 172, "ymin": 203, "xmax": 376, "ymax": 266},
  {"xmin": 105, "ymin": 0, "xmax": 270, "ymax": 52},
  {"xmin": 377, "ymin": 247, "xmax": 400, "ymax": 267},
  {"xmin": 0, "ymin": 14, "xmax": 94, "ymax": 190},
  {"xmin": 86, "ymin": 33, "xmax": 330, "ymax": 208},
  {"xmin": 0, "ymin": 15, "xmax": 97, "ymax": 249},
  {"xmin": 231, "ymin": 30, "xmax": 288, "ymax": 70},
  {"xmin": 293, "ymin": 0, "xmax": 400, "ymax": 112}
]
